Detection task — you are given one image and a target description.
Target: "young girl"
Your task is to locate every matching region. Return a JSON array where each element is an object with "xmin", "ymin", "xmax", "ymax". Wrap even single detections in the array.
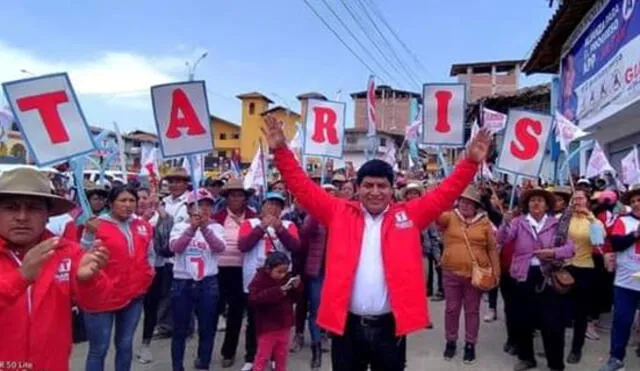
[{"xmin": 249, "ymin": 252, "xmax": 303, "ymax": 371}]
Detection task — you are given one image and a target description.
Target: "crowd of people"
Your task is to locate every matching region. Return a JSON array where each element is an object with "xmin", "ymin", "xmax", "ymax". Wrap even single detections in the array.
[{"xmin": 1, "ymin": 117, "xmax": 640, "ymax": 371}]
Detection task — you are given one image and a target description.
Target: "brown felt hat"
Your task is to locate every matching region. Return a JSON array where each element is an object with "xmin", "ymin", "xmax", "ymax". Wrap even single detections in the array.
[
  {"xmin": 221, "ymin": 178, "xmax": 255, "ymax": 197},
  {"xmin": 0, "ymin": 168, "xmax": 75, "ymax": 216}
]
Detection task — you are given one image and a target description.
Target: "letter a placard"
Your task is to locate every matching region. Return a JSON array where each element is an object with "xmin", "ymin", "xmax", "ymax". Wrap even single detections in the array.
[
  {"xmin": 151, "ymin": 81, "xmax": 213, "ymax": 158},
  {"xmin": 2, "ymin": 73, "xmax": 96, "ymax": 166},
  {"xmin": 496, "ymin": 110, "xmax": 553, "ymax": 178},
  {"xmin": 303, "ymin": 99, "xmax": 346, "ymax": 159},
  {"xmin": 422, "ymin": 83, "xmax": 465, "ymax": 146}
]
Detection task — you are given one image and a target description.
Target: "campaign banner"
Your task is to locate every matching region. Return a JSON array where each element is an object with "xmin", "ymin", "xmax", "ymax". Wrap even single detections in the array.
[
  {"xmin": 482, "ymin": 107, "xmax": 507, "ymax": 133},
  {"xmin": 559, "ymin": 0, "xmax": 640, "ymax": 129},
  {"xmin": 422, "ymin": 83, "xmax": 465, "ymax": 146},
  {"xmin": 496, "ymin": 110, "xmax": 553, "ymax": 178}
]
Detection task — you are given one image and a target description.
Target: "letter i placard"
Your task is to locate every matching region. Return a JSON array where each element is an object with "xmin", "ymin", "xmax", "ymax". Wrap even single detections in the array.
[
  {"xmin": 303, "ymin": 98, "xmax": 346, "ymax": 159},
  {"xmin": 151, "ymin": 81, "xmax": 213, "ymax": 158},
  {"xmin": 2, "ymin": 73, "xmax": 97, "ymax": 166},
  {"xmin": 422, "ymin": 83, "xmax": 466, "ymax": 146},
  {"xmin": 495, "ymin": 109, "xmax": 553, "ymax": 178}
]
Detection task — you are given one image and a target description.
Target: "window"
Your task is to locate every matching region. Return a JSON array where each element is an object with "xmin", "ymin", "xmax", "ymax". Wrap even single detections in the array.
[
  {"xmin": 346, "ymin": 136, "xmax": 357, "ymax": 144},
  {"xmin": 219, "ymin": 133, "xmax": 227, "ymax": 140},
  {"xmin": 218, "ymin": 150, "xmax": 227, "ymax": 158},
  {"xmin": 249, "ymin": 102, "xmax": 255, "ymax": 115},
  {"xmin": 232, "ymin": 133, "xmax": 240, "ymax": 139},
  {"xmin": 380, "ymin": 138, "xmax": 387, "ymax": 146}
]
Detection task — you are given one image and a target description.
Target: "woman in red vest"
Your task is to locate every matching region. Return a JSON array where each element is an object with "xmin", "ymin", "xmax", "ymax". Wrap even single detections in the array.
[{"xmin": 80, "ymin": 185, "xmax": 155, "ymax": 371}]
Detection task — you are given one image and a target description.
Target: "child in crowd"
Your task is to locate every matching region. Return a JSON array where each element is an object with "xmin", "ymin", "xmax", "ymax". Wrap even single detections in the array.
[{"xmin": 249, "ymin": 252, "xmax": 303, "ymax": 371}]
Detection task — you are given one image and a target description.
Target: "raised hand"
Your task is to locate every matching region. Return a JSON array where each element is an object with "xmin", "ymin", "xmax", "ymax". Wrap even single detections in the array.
[
  {"xmin": 77, "ymin": 240, "xmax": 110, "ymax": 281},
  {"xmin": 19, "ymin": 238, "xmax": 61, "ymax": 281},
  {"xmin": 466, "ymin": 127, "xmax": 492, "ymax": 163},
  {"xmin": 261, "ymin": 115, "xmax": 287, "ymax": 150}
]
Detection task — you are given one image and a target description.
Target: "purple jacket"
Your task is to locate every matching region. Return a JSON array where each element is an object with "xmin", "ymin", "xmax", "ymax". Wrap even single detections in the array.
[
  {"xmin": 300, "ymin": 215, "xmax": 326, "ymax": 278},
  {"xmin": 497, "ymin": 215, "xmax": 574, "ymax": 282}
]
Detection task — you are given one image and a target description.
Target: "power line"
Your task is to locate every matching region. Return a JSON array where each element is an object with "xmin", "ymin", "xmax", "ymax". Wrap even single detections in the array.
[
  {"xmin": 353, "ymin": 0, "xmax": 422, "ymax": 88},
  {"xmin": 302, "ymin": 0, "xmax": 395, "ymax": 86},
  {"xmin": 338, "ymin": 0, "xmax": 416, "ymax": 89},
  {"xmin": 316, "ymin": 0, "xmax": 398, "ymax": 86},
  {"xmin": 366, "ymin": 0, "xmax": 429, "ymax": 77}
]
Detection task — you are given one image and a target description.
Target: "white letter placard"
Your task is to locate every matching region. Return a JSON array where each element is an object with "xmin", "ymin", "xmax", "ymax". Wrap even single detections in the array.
[
  {"xmin": 422, "ymin": 83, "xmax": 465, "ymax": 146},
  {"xmin": 151, "ymin": 81, "xmax": 213, "ymax": 158},
  {"xmin": 303, "ymin": 99, "xmax": 346, "ymax": 159},
  {"xmin": 2, "ymin": 73, "xmax": 96, "ymax": 166}
]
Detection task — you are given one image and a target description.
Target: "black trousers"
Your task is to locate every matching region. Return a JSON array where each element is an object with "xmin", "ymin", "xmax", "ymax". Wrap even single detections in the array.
[
  {"xmin": 331, "ymin": 313, "xmax": 405, "ymax": 371},
  {"xmin": 142, "ymin": 265, "xmax": 167, "ymax": 342},
  {"xmin": 592, "ymin": 254, "xmax": 614, "ymax": 317},
  {"xmin": 513, "ymin": 267, "xmax": 568, "ymax": 370},
  {"xmin": 218, "ymin": 267, "xmax": 248, "ymax": 360},
  {"xmin": 500, "ymin": 273, "xmax": 517, "ymax": 346},
  {"xmin": 245, "ymin": 300, "xmax": 257, "ymax": 362},
  {"xmin": 566, "ymin": 265, "xmax": 595, "ymax": 354},
  {"xmin": 156, "ymin": 263, "xmax": 174, "ymax": 331},
  {"xmin": 427, "ymin": 255, "xmax": 443, "ymax": 296}
]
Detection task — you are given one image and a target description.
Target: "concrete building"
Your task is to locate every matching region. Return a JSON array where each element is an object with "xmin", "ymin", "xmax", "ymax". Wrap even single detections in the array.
[
  {"xmin": 350, "ymin": 85, "xmax": 419, "ymax": 135},
  {"xmin": 343, "ymin": 128, "xmax": 405, "ymax": 170},
  {"xmin": 451, "ymin": 60, "xmax": 524, "ymax": 102}
]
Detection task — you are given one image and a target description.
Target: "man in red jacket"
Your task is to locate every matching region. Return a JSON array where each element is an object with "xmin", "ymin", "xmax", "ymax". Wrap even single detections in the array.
[
  {"xmin": 262, "ymin": 116, "xmax": 491, "ymax": 370},
  {"xmin": 0, "ymin": 168, "xmax": 112, "ymax": 371}
]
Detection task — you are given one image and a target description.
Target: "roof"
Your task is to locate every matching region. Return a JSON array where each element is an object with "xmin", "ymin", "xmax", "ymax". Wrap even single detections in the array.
[
  {"xmin": 123, "ymin": 130, "xmax": 158, "ymax": 143},
  {"xmin": 260, "ymin": 106, "xmax": 301, "ymax": 117},
  {"xmin": 449, "ymin": 59, "xmax": 526, "ymax": 76},
  {"xmin": 345, "ymin": 127, "xmax": 404, "ymax": 139},
  {"xmin": 235, "ymin": 91, "xmax": 274, "ymax": 103},
  {"xmin": 465, "ymin": 83, "xmax": 551, "ymax": 121},
  {"xmin": 211, "ymin": 114, "xmax": 240, "ymax": 127},
  {"xmin": 350, "ymin": 85, "xmax": 420, "ymax": 99},
  {"xmin": 523, "ymin": 0, "xmax": 597, "ymax": 74},
  {"xmin": 296, "ymin": 92, "xmax": 327, "ymax": 100}
]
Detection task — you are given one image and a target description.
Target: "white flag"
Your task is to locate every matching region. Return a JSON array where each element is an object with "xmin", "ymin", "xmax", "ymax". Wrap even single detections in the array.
[
  {"xmin": 482, "ymin": 108, "xmax": 507, "ymax": 134},
  {"xmin": 555, "ymin": 111, "xmax": 588, "ymax": 152},
  {"xmin": 469, "ymin": 120, "xmax": 480, "ymax": 141},
  {"xmin": 585, "ymin": 142, "xmax": 615, "ymax": 178},
  {"xmin": 140, "ymin": 145, "xmax": 160, "ymax": 178},
  {"xmin": 0, "ymin": 106, "xmax": 13, "ymax": 143},
  {"xmin": 183, "ymin": 154, "xmax": 204, "ymax": 187},
  {"xmin": 621, "ymin": 147, "xmax": 640, "ymax": 185},
  {"xmin": 380, "ymin": 141, "xmax": 396, "ymax": 168},
  {"xmin": 244, "ymin": 144, "xmax": 267, "ymax": 190}
]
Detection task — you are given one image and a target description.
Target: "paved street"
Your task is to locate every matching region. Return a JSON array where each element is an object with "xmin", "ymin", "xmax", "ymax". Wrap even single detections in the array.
[{"xmin": 71, "ymin": 299, "xmax": 640, "ymax": 370}]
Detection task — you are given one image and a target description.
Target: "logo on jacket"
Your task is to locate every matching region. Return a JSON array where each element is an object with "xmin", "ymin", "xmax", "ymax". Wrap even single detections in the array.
[
  {"xmin": 394, "ymin": 211, "xmax": 413, "ymax": 229},
  {"xmin": 55, "ymin": 258, "xmax": 71, "ymax": 282},
  {"xmin": 137, "ymin": 225, "xmax": 149, "ymax": 237}
]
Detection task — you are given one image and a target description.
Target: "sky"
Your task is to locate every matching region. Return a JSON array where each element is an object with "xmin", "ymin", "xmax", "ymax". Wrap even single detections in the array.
[{"xmin": 1, "ymin": 0, "xmax": 557, "ymax": 133}]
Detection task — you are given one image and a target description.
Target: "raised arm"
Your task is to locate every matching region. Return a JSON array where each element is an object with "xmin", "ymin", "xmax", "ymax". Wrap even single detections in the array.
[
  {"xmin": 202, "ymin": 223, "xmax": 226, "ymax": 253},
  {"xmin": 169, "ymin": 223, "xmax": 196, "ymax": 254},
  {"xmin": 264, "ymin": 115, "xmax": 341, "ymax": 226}
]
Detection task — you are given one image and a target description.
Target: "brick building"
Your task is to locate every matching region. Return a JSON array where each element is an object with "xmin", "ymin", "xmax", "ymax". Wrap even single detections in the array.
[
  {"xmin": 450, "ymin": 60, "xmax": 524, "ymax": 102},
  {"xmin": 350, "ymin": 85, "xmax": 420, "ymax": 135}
]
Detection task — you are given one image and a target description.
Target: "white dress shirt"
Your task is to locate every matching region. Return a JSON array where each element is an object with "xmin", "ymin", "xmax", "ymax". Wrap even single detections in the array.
[
  {"xmin": 526, "ymin": 213, "xmax": 548, "ymax": 267},
  {"xmin": 349, "ymin": 206, "xmax": 391, "ymax": 316}
]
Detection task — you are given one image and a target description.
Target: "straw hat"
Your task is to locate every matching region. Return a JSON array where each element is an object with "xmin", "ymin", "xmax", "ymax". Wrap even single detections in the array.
[
  {"xmin": 460, "ymin": 185, "xmax": 482, "ymax": 205},
  {"xmin": 163, "ymin": 168, "xmax": 190, "ymax": 181},
  {"xmin": 622, "ymin": 184, "xmax": 640, "ymax": 205},
  {"xmin": 519, "ymin": 187, "xmax": 555, "ymax": 211},
  {"xmin": 84, "ymin": 180, "xmax": 108, "ymax": 197},
  {"xmin": 551, "ymin": 185, "xmax": 573, "ymax": 203},
  {"xmin": 401, "ymin": 181, "xmax": 424, "ymax": 199},
  {"xmin": 331, "ymin": 173, "xmax": 346, "ymax": 183},
  {"xmin": 0, "ymin": 168, "xmax": 75, "ymax": 216},
  {"xmin": 221, "ymin": 178, "xmax": 255, "ymax": 197}
]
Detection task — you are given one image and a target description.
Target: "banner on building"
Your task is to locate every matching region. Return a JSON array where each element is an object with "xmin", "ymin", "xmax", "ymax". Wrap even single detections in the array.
[
  {"xmin": 151, "ymin": 81, "xmax": 213, "ymax": 158},
  {"xmin": 559, "ymin": 0, "xmax": 640, "ymax": 129},
  {"xmin": 422, "ymin": 83, "xmax": 465, "ymax": 146},
  {"xmin": 303, "ymin": 98, "xmax": 346, "ymax": 159},
  {"xmin": 496, "ymin": 110, "xmax": 553, "ymax": 178},
  {"xmin": 2, "ymin": 73, "xmax": 96, "ymax": 166}
]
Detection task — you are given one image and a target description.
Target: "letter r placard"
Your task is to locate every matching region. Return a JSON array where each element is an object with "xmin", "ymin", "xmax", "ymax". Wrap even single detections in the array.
[
  {"xmin": 151, "ymin": 81, "xmax": 213, "ymax": 158},
  {"xmin": 303, "ymin": 99, "xmax": 346, "ymax": 159},
  {"xmin": 422, "ymin": 83, "xmax": 466, "ymax": 146},
  {"xmin": 2, "ymin": 73, "xmax": 97, "ymax": 166},
  {"xmin": 495, "ymin": 109, "xmax": 553, "ymax": 178}
]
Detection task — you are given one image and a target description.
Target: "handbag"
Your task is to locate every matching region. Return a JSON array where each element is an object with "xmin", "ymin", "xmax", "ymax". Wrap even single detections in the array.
[
  {"xmin": 461, "ymin": 228, "xmax": 498, "ymax": 291},
  {"xmin": 550, "ymin": 265, "xmax": 575, "ymax": 294},
  {"xmin": 71, "ymin": 306, "xmax": 87, "ymax": 343}
]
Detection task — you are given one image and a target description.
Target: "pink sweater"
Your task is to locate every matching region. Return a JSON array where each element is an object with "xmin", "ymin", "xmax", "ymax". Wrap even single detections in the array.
[{"xmin": 218, "ymin": 214, "xmax": 244, "ymax": 267}]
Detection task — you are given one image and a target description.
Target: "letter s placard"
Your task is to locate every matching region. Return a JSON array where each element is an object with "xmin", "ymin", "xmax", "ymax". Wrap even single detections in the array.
[
  {"xmin": 151, "ymin": 81, "xmax": 213, "ymax": 158},
  {"xmin": 422, "ymin": 83, "xmax": 466, "ymax": 146},
  {"xmin": 496, "ymin": 110, "xmax": 553, "ymax": 178},
  {"xmin": 303, "ymin": 99, "xmax": 346, "ymax": 159},
  {"xmin": 2, "ymin": 73, "xmax": 97, "ymax": 166}
]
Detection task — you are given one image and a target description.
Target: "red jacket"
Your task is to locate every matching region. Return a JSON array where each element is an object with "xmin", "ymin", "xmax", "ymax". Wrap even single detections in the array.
[
  {"xmin": 274, "ymin": 147, "xmax": 478, "ymax": 336},
  {"xmin": 248, "ymin": 268, "xmax": 303, "ymax": 336},
  {"xmin": 61, "ymin": 221, "xmax": 84, "ymax": 242},
  {"xmin": 0, "ymin": 231, "xmax": 114, "ymax": 371},
  {"xmin": 81, "ymin": 216, "xmax": 154, "ymax": 312}
]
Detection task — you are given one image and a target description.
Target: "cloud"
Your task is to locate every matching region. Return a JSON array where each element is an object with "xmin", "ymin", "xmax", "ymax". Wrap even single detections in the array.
[{"xmin": 0, "ymin": 40, "xmax": 189, "ymax": 101}]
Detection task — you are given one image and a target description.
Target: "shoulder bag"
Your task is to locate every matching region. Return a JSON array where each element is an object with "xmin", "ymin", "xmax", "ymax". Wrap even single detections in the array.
[{"xmin": 461, "ymin": 227, "xmax": 498, "ymax": 291}]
